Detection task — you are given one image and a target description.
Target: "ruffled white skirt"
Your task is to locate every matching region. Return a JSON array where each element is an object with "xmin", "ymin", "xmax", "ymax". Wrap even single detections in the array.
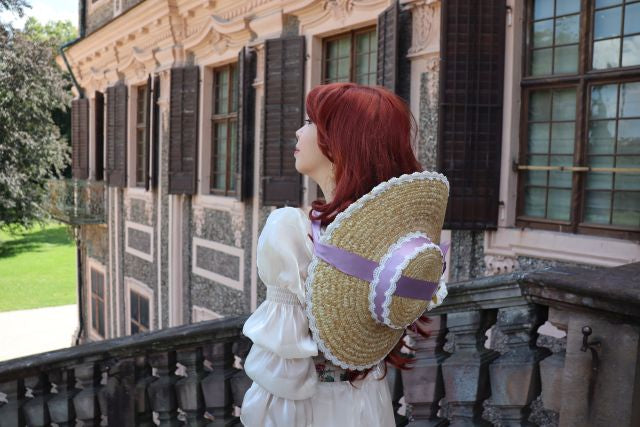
[{"xmin": 240, "ymin": 363, "xmax": 395, "ymax": 427}]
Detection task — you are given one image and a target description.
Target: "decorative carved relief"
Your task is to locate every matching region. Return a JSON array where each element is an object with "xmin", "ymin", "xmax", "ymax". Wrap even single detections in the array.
[
  {"xmin": 406, "ymin": 0, "xmax": 440, "ymax": 57},
  {"xmin": 323, "ymin": 0, "xmax": 354, "ymax": 20},
  {"xmin": 484, "ymin": 255, "xmax": 520, "ymax": 276}
]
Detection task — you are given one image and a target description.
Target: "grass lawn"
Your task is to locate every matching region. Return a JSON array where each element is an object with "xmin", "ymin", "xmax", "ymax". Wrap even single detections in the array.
[{"xmin": 0, "ymin": 222, "xmax": 76, "ymax": 312}]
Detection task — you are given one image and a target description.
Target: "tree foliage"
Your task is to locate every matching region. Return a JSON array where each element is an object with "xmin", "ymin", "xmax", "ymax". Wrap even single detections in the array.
[{"xmin": 0, "ymin": 2, "xmax": 73, "ymax": 229}]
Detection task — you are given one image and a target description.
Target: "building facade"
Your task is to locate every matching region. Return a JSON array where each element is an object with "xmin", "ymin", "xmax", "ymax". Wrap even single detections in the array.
[{"xmin": 59, "ymin": 0, "xmax": 640, "ymax": 343}]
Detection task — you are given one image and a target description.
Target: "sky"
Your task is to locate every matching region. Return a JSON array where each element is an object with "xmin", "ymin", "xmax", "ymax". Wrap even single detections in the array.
[{"xmin": 0, "ymin": 0, "xmax": 78, "ymax": 29}]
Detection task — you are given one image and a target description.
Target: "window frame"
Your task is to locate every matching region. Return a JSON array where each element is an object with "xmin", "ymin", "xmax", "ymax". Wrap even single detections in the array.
[
  {"xmin": 321, "ymin": 25, "xmax": 377, "ymax": 85},
  {"xmin": 210, "ymin": 62, "xmax": 238, "ymax": 197},
  {"xmin": 87, "ymin": 259, "xmax": 107, "ymax": 340},
  {"xmin": 124, "ymin": 277, "xmax": 154, "ymax": 336},
  {"xmin": 517, "ymin": 0, "xmax": 640, "ymax": 240}
]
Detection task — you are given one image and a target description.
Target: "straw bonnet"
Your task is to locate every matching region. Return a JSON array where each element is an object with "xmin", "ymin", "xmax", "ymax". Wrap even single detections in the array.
[{"xmin": 305, "ymin": 170, "xmax": 450, "ymax": 370}]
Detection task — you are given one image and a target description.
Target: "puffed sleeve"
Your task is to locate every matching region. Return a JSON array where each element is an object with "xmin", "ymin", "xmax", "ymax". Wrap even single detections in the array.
[{"xmin": 240, "ymin": 207, "xmax": 318, "ymax": 427}]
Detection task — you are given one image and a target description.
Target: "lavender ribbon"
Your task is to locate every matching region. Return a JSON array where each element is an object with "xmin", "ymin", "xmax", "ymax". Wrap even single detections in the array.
[{"xmin": 310, "ymin": 218, "xmax": 448, "ymax": 322}]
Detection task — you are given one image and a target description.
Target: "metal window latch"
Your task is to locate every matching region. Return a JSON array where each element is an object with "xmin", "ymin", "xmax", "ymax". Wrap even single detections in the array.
[{"xmin": 581, "ymin": 326, "xmax": 601, "ymax": 404}]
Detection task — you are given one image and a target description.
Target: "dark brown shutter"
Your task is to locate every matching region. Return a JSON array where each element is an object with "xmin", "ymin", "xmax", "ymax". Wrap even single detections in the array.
[
  {"xmin": 106, "ymin": 83, "xmax": 128, "ymax": 187},
  {"xmin": 438, "ymin": 0, "xmax": 506, "ymax": 230},
  {"xmin": 144, "ymin": 76, "xmax": 152, "ymax": 191},
  {"xmin": 94, "ymin": 91, "xmax": 104, "ymax": 181},
  {"xmin": 71, "ymin": 98, "xmax": 89, "ymax": 179},
  {"xmin": 151, "ymin": 75, "xmax": 160, "ymax": 189},
  {"xmin": 376, "ymin": 0, "xmax": 412, "ymax": 103},
  {"xmin": 168, "ymin": 66, "xmax": 199, "ymax": 195},
  {"xmin": 236, "ymin": 46, "xmax": 257, "ymax": 201},
  {"xmin": 262, "ymin": 36, "xmax": 305, "ymax": 206}
]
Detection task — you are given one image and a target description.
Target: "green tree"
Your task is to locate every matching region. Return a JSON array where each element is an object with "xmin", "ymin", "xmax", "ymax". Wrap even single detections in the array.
[{"xmin": 0, "ymin": 1, "xmax": 72, "ymax": 229}]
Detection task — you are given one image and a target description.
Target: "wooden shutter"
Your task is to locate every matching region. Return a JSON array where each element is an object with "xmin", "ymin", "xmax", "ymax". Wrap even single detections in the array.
[
  {"xmin": 377, "ymin": 0, "xmax": 412, "ymax": 103},
  {"xmin": 71, "ymin": 98, "xmax": 89, "ymax": 179},
  {"xmin": 106, "ymin": 83, "xmax": 128, "ymax": 187},
  {"xmin": 168, "ymin": 66, "xmax": 199, "ymax": 195},
  {"xmin": 438, "ymin": 0, "xmax": 506, "ymax": 230},
  {"xmin": 236, "ymin": 46, "xmax": 256, "ymax": 201},
  {"xmin": 95, "ymin": 91, "xmax": 104, "ymax": 181},
  {"xmin": 151, "ymin": 75, "xmax": 160, "ymax": 190},
  {"xmin": 144, "ymin": 76, "xmax": 152, "ymax": 191},
  {"xmin": 262, "ymin": 36, "xmax": 305, "ymax": 206}
]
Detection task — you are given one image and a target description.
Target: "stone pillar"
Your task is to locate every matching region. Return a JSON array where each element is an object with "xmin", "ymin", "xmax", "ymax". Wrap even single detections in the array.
[
  {"xmin": 102, "ymin": 357, "xmax": 137, "ymax": 426},
  {"xmin": 176, "ymin": 347, "xmax": 206, "ymax": 425},
  {"xmin": 441, "ymin": 310, "xmax": 498, "ymax": 426},
  {"xmin": 483, "ymin": 304, "xmax": 548, "ymax": 426},
  {"xmin": 0, "ymin": 380, "xmax": 24, "ymax": 427},
  {"xmin": 134, "ymin": 355, "xmax": 156, "ymax": 426},
  {"xmin": 401, "ymin": 315, "xmax": 449, "ymax": 426},
  {"xmin": 73, "ymin": 361, "xmax": 102, "ymax": 426},
  {"xmin": 22, "ymin": 373, "xmax": 51, "ymax": 427},
  {"xmin": 201, "ymin": 342, "xmax": 236, "ymax": 426},
  {"xmin": 48, "ymin": 368, "xmax": 79, "ymax": 427},
  {"xmin": 148, "ymin": 351, "xmax": 180, "ymax": 426}
]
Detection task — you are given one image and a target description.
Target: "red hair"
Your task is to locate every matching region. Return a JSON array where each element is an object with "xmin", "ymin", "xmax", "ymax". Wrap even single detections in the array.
[{"xmin": 304, "ymin": 83, "xmax": 429, "ymax": 382}]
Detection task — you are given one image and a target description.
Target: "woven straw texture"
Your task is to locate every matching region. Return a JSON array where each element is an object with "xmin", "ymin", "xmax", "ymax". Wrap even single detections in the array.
[{"xmin": 306, "ymin": 171, "xmax": 449, "ymax": 370}]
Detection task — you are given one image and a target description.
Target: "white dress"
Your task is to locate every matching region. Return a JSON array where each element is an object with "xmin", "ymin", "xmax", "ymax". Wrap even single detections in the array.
[{"xmin": 240, "ymin": 207, "xmax": 396, "ymax": 427}]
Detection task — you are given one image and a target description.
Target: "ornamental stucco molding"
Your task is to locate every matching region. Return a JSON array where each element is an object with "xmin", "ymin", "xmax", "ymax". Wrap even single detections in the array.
[
  {"xmin": 484, "ymin": 255, "xmax": 520, "ymax": 276},
  {"xmin": 403, "ymin": 0, "xmax": 440, "ymax": 58},
  {"xmin": 323, "ymin": 0, "xmax": 354, "ymax": 20}
]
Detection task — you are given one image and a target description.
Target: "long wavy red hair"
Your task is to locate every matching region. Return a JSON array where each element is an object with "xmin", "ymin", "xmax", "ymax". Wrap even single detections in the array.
[{"xmin": 305, "ymin": 82, "xmax": 431, "ymax": 382}]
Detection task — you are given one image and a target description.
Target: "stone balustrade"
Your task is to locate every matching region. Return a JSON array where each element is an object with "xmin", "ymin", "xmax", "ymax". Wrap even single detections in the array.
[
  {"xmin": 401, "ymin": 262, "xmax": 640, "ymax": 427},
  {"xmin": 1, "ymin": 262, "xmax": 638, "ymax": 426}
]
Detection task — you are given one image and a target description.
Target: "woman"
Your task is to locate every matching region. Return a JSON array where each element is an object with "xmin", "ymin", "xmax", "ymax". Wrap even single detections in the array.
[{"xmin": 240, "ymin": 83, "xmax": 449, "ymax": 427}]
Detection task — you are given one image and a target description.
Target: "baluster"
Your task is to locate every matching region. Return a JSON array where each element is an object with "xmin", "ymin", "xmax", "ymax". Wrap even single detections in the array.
[
  {"xmin": 441, "ymin": 310, "xmax": 498, "ymax": 426},
  {"xmin": 529, "ymin": 309, "xmax": 567, "ymax": 426},
  {"xmin": 483, "ymin": 304, "xmax": 548, "ymax": 426},
  {"xmin": 176, "ymin": 347, "xmax": 206, "ymax": 425},
  {"xmin": 22, "ymin": 373, "xmax": 51, "ymax": 426},
  {"xmin": 147, "ymin": 351, "xmax": 180, "ymax": 426},
  {"xmin": 387, "ymin": 365, "xmax": 407, "ymax": 425},
  {"xmin": 47, "ymin": 368, "xmax": 78, "ymax": 426},
  {"xmin": 229, "ymin": 336, "xmax": 252, "ymax": 412},
  {"xmin": 73, "ymin": 360, "xmax": 102, "ymax": 426},
  {"xmin": 102, "ymin": 357, "xmax": 136, "ymax": 426},
  {"xmin": 401, "ymin": 315, "xmax": 449, "ymax": 426},
  {"xmin": 0, "ymin": 380, "xmax": 25, "ymax": 427},
  {"xmin": 201, "ymin": 342, "xmax": 236, "ymax": 426},
  {"xmin": 134, "ymin": 355, "xmax": 155, "ymax": 426}
]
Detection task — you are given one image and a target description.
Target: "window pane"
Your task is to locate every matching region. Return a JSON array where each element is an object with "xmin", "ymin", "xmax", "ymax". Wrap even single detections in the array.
[
  {"xmin": 355, "ymin": 54, "xmax": 369, "ymax": 78},
  {"xmin": 524, "ymin": 187, "xmax": 546, "ymax": 217},
  {"xmin": 588, "ymin": 120, "xmax": 617, "ymax": 154},
  {"xmin": 552, "ymin": 88, "xmax": 576, "ymax": 120},
  {"xmin": 338, "ymin": 37, "xmax": 350, "ymax": 56},
  {"xmin": 529, "ymin": 123, "xmax": 550, "ymax": 153},
  {"xmin": 624, "ymin": 2, "xmax": 640, "ymax": 35},
  {"xmin": 130, "ymin": 291, "xmax": 138, "ymax": 320},
  {"xmin": 549, "ymin": 155, "xmax": 573, "ymax": 187},
  {"xmin": 620, "ymin": 82, "xmax": 640, "ymax": 117},
  {"xmin": 131, "ymin": 322, "xmax": 139, "ymax": 334},
  {"xmin": 533, "ymin": 19, "xmax": 554, "ymax": 47},
  {"xmin": 617, "ymin": 119, "xmax": 640, "ymax": 153},
  {"xmin": 534, "ymin": 0, "xmax": 554, "ymax": 20},
  {"xmin": 531, "ymin": 48, "xmax": 553, "ymax": 75},
  {"xmin": 527, "ymin": 154, "xmax": 548, "ymax": 186},
  {"xmin": 140, "ymin": 296, "xmax": 149, "ymax": 328},
  {"xmin": 326, "ymin": 59, "xmax": 339, "ymax": 82},
  {"xmin": 98, "ymin": 303, "xmax": 104, "ymax": 336},
  {"xmin": 338, "ymin": 58, "xmax": 350, "ymax": 80},
  {"xmin": 554, "ymin": 44, "xmax": 579, "ymax": 73},
  {"xmin": 547, "ymin": 188, "xmax": 571, "ymax": 220},
  {"xmin": 584, "ymin": 191, "xmax": 612, "ymax": 223},
  {"xmin": 596, "ymin": 0, "xmax": 622, "ymax": 8},
  {"xmin": 550, "ymin": 123, "xmax": 575, "ymax": 154},
  {"xmin": 216, "ymin": 70, "xmax": 229, "ymax": 114},
  {"xmin": 612, "ymin": 192, "xmax": 640, "ymax": 227},
  {"xmin": 586, "ymin": 156, "xmax": 614, "ymax": 189},
  {"xmin": 590, "ymin": 84, "xmax": 619, "ymax": 119},
  {"xmin": 593, "ymin": 38, "xmax": 621, "ymax": 69},
  {"xmin": 555, "ymin": 14, "xmax": 580, "ymax": 44},
  {"xmin": 230, "ymin": 122, "xmax": 238, "ymax": 192},
  {"xmin": 231, "ymin": 66, "xmax": 238, "ymax": 113},
  {"xmin": 615, "ymin": 156, "xmax": 640, "ymax": 190},
  {"xmin": 594, "ymin": 7, "xmax": 622, "ymax": 40},
  {"xmin": 529, "ymin": 90, "xmax": 551, "ymax": 121},
  {"xmin": 622, "ymin": 34, "xmax": 640, "ymax": 66},
  {"xmin": 556, "ymin": 0, "xmax": 580, "ymax": 15}
]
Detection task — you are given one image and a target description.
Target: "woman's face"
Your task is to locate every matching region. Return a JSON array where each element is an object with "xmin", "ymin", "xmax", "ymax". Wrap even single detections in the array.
[{"xmin": 294, "ymin": 118, "xmax": 333, "ymax": 181}]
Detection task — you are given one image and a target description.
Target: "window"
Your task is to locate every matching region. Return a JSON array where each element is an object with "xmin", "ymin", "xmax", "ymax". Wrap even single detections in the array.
[
  {"xmin": 518, "ymin": 0, "xmax": 640, "ymax": 239},
  {"xmin": 322, "ymin": 27, "xmax": 377, "ymax": 85},
  {"xmin": 135, "ymin": 84, "xmax": 149, "ymax": 188},
  {"xmin": 129, "ymin": 289, "xmax": 150, "ymax": 334},
  {"xmin": 210, "ymin": 63, "xmax": 239, "ymax": 196},
  {"xmin": 90, "ymin": 267, "xmax": 106, "ymax": 338}
]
